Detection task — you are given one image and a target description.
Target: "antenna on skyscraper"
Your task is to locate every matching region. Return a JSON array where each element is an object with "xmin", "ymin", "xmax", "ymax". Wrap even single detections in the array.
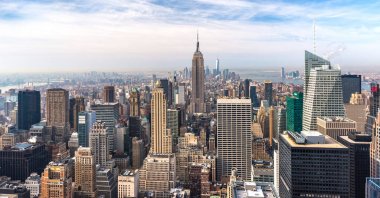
[{"xmin": 313, "ymin": 19, "xmax": 316, "ymax": 54}]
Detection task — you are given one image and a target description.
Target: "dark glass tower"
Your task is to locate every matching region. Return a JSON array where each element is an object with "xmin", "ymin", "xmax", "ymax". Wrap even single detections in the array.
[
  {"xmin": 17, "ymin": 90, "xmax": 41, "ymax": 130},
  {"xmin": 249, "ymin": 86, "xmax": 259, "ymax": 107},
  {"xmin": 244, "ymin": 79, "xmax": 250, "ymax": 98},
  {"xmin": 338, "ymin": 132, "xmax": 371, "ymax": 198},
  {"xmin": 264, "ymin": 81, "xmax": 273, "ymax": 106},
  {"xmin": 341, "ymin": 74, "xmax": 361, "ymax": 103},
  {"xmin": 286, "ymin": 92, "xmax": 303, "ymax": 132}
]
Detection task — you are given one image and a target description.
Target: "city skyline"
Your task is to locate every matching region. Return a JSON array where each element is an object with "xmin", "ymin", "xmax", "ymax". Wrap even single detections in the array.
[{"xmin": 1, "ymin": 0, "xmax": 380, "ymax": 73}]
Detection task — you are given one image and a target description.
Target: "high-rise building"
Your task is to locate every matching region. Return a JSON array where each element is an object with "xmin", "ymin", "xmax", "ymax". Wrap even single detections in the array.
[
  {"xmin": 316, "ymin": 116, "xmax": 357, "ymax": 140},
  {"xmin": 190, "ymin": 34, "xmax": 205, "ymax": 114},
  {"xmin": 279, "ymin": 131, "xmax": 349, "ymax": 197},
  {"xmin": 46, "ymin": 88, "xmax": 70, "ymax": 143},
  {"xmin": 304, "ymin": 51, "xmax": 331, "ymax": 97},
  {"xmin": 77, "ymin": 111, "xmax": 96, "ymax": 147},
  {"xmin": 40, "ymin": 161, "xmax": 73, "ymax": 198},
  {"xmin": 69, "ymin": 96, "xmax": 85, "ymax": 130},
  {"xmin": 91, "ymin": 103, "xmax": 119, "ymax": 152},
  {"xmin": 74, "ymin": 147, "xmax": 97, "ymax": 198},
  {"xmin": 96, "ymin": 168, "xmax": 117, "ymax": 198},
  {"xmin": 264, "ymin": 81, "xmax": 273, "ymax": 106},
  {"xmin": 215, "ymin": 58, "xmax": 220, "ymax": 76},
  {"xmin": 160, "ymin": 79, "xmax": 173, "ymax": 106},
  {"xmin": 371, "ymin": 113, "xmax": 380, "ymax": 178},
  {"xmin": 46, "ymin": 88, "xmax": 69, "ymax": 126},
  {"xmin": 167, "ymin": 109, "xmax": 179, "ymax": 151},
  {"xmin": 150, "ymin": 81, "xmax": 172, "ymax": 154},
  {"xmin": 68, "ymin": 132, "xmax": 79, "ymax": 157},
  {"xmin": 338, "ymin": 132, "xmax": 371, "ymax": 198},
  {"xmin": 369, "ymin": 83, "xmax": 380, "ymax": 117},
  {"xmin": 217, "ymin": 98, "xmax": 252, "ymax": 180},
  {"xmin": 129, "ymin": 88, "xmax": 140, "ymax": 117},
  {"xmin": 249, "ymin": 85, "xmax": 259, "ymax": 107},
  {"xmin": 132, "ymin": 137, "xmax": 145, "ymax": 169},
  {"xmin": 281, "ymin": 66, "xmax": 286, "ymax": 80},
  {"xmin": 346, "ymin": 93, "xmax": 367, "ymax": 132},
  {"xmin": 103, "ymin": 86, "xmax": 115, "ymax": 103},
  {"xmin": 17, "ymin": 90, "xmax": 41, "ymax": 130},
  {"xmin": 0, "ymin": 143, "xmax": 48, "ymax": 181},
  {"xmin": 139, "ymin": 154, "xmax": 176, "ymax": 197},
  {"xmin": 302, "ymin": 66, "xmax": 345, "ymax": 131},
  {"xmin": 89, "ymin": 121, "xmax": 109, "ymax": 167},
  {"xmin": 286, "ymin": 92, "xmax": 303, "ymax": 132},
  {"xmin": 25, "ymin": 172, "xmax": 41, "ymax": 198},
  {"xmin": 118, "ymin": 169, "xmax": 139, "ymax": 198},
  {"xmin": 341, "ymin": 74, "xmax": 361, "ymax": 103},
  {"xmin": 244, "ymin": 79, "xmax": 250, "ymax": 98}
]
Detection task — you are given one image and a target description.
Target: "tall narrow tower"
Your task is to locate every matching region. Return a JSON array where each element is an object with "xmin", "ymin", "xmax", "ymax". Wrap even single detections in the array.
[
  {"xmin": 74, "ymin": 147, "xmax": 97, "ymax": 198},
  {"xmin": 150, "ymin": 81, "xmax": 172, "ymax": 154},
  {"xmin": 89, "ymin": 121, "xmax": 109, "ymax": 167},
  {"xmin": 190, "ymin": 33, "xmax": 205, "ymax": 114}
]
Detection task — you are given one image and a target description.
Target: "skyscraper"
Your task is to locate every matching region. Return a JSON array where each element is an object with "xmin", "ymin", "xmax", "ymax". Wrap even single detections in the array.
[
  {"xmin": 317, "ymin": 116, "xmax": 357, "ymax": 140},
  {"xmin": 286, "ymin": 92, "xmax": 303, "ymax": 132},
  {"xmin": 338, "ymin": 132, "xmax": 371, "ymax": 198},
  {"xmin": 302, "ymin": 66, "xmax": 345, "ymax": 131},
  {"xmin": 46, "ymin": 88, "xmax": 69, "ymax": 126},
  {"xmin": 46, "ymin": 88, "xmax": 70, "ymax": 143},
  {"xmin": 279, "ymin": 131, "xmax": 349, "ymax": 197},
  {"xmin": 190, "ymin": 33, "xmax": 205, "ymax": 114},
  {"xmin": 371, "ymin": 112, "xmax": 380, "ymax": 178},
  {"xmin": 160, "ymin": 79, "xmax": 173, "ymax": 106},
  {"xmin": 249, "ymin": 85, "xmax": 259, "ymax": 107},
  {"xmin": 150, "ymin": 81, "xmax": 172, "ymax": 154},
  {"xmin": 341, "ymin": 74, "xmax": 361, "ymax": 103},
  {"xmin": 264, "ymin": 81, "xmax": 273, "ymax": 106},
  {"xmin": 91, "ymin": 103, "xmax": 119, "ymax": 152},
  {"xmin": 129, "ymin": 88, "xmax": 140, "ymax": 117},
  {"xmin": 40, "ymin": 161, "xmax": 73, "ymax": 198},
  {"xmin": 0, "ymin": 143, "xmax": 48, "ymax": 181},
  {"xmin": 139, "ymin": 154, "xmax": 176, "ymax": 197},
  {"xmin": 74, "ymin": 147, "xmax": 97, "ymax": 198},
  {"xmin": 103, "ymin": 86, "xmax": 115, "ymax": 103},
  {"xmin": 69, "ymin": 96, "xmax": 85, "ymax": 131},
  {"xmin": 217, "ymin": 98, "xmax": 252, "ymax": 180},
  {"xmin": 244, "ymin": 79, "xmax": 250, "ymax": 98},
  {"xmin": 304, "ymin": 50, "xmax": 331, "ymax": 97},
  {"xmin": 369, "ymin": 83, "xmax": 380, "ymax": 117},
  {"xmin": 17, "ymin": 90, "xmax": 41, "ymax": 130},
  {"xmin": 89, "ymin": 121, "xmax": 109, "ymax": 167},
  {"xmin": 78, "ymin": 111, "xmax": 96, "ymax": 147},
  {"xmin": 215, "ymin": 58, "xmax": 220, "ymax": 76}
]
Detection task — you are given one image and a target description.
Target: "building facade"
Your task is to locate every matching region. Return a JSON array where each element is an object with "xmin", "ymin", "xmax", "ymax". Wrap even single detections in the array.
[
  {"xmin": 17, "ymin": 90, "xmax": 41, "ymax": 130},
  {"xmin": 217, "ymin": 98, "xmax": 252, "ymax": 180}
]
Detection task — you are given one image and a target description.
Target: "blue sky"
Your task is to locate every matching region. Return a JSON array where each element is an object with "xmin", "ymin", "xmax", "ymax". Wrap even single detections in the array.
[{"xmin": 0, "ymin": 0, "xmax": 379, "ymax": 73}]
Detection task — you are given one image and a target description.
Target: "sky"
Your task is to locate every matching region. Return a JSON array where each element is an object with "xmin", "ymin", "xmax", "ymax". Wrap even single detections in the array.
[{"xmin": 0, "ymin": 0, "xmax": 379, "ymax": 73}]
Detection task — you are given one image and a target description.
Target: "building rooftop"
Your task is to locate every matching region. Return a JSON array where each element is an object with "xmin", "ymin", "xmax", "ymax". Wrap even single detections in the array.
[
  {"xmin": 282, "ymin": 131, "xmax": 346, "ymax": 149},
  {"xmin": 232, "ymin": 181, "xmax": 278, "ymax": 198},
  {"xmin": 339, "ymin": 135, "xmax": 371, "ymax": 145},
  {"xmin": 217, "ymin": 98, "xmax": 251, "ymax": 104},
  {"xmin": 318, "ymin": 116, "xmax": 355, "ymax": 122},
  {"xmin": 121, "ymin": 169, "xmax": 138, "ymax": 176},
  {"xmin": 12, "ymin": 142, "xmax": 33, "ymax": 150}
]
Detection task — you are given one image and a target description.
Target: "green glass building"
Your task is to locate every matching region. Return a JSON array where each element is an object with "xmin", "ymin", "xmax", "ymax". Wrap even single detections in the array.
[{"xmin": 286, "ymin": 92, "xmax": 303, "ymax": 132}]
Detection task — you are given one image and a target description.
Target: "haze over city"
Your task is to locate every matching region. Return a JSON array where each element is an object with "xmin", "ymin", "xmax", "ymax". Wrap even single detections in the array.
[{"xmin": 1, "ymin": 0, "xmax": 380, "ymax": 73}]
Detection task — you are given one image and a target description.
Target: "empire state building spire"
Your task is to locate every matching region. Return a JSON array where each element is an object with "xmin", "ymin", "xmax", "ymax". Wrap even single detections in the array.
[
  {"xmin": 190, "ymin": 32, "xmax": 205, "ymax": 114},
  {"xmin": 196, "ymin": 31, "xmax": 199, "ymax": 52}
]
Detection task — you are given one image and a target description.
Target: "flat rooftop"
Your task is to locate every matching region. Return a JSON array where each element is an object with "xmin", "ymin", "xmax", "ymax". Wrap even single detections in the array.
[
  {"xmin": 339, "ymin": 136, "xmax": 371, "ymax": 145},
  {"xmin": 217, "ymin": 98, "xmax": 251, "ymax": 104},
  {"xmin": 281, "ymin": 132, "xmax": 347, "ymax": 149},
  {"xmin": 318, "ymin": 116, "xmax": 355, "ymax": 123}
]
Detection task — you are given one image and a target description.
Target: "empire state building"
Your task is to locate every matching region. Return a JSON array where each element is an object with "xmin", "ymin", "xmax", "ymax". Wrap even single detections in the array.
[{"xmin": 190, "ymin": 34, "xmax": 205, "ymax": 114}]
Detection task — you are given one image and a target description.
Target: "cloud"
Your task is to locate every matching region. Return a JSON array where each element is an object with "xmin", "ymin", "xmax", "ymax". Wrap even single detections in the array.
[{"xmin": 0, "ymin": 0, "xmax": 379, "ymax": 73}]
